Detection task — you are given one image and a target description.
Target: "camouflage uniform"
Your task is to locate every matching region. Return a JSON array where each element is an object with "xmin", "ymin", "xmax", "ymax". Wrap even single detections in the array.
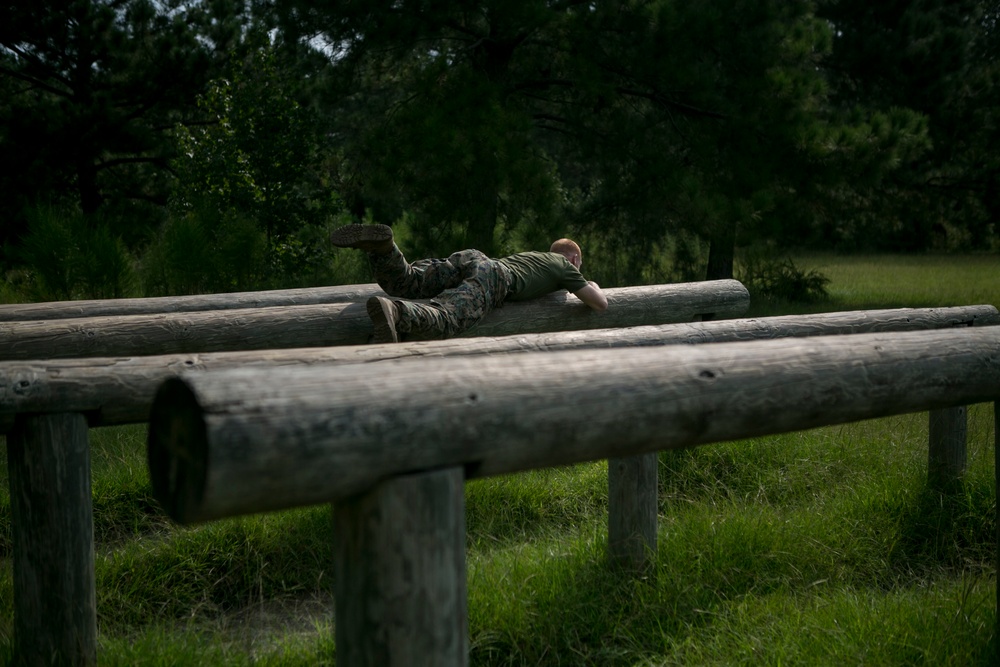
[{"xmin": 368, "ymin": 244, "xmax": 512, "ymax": 338}]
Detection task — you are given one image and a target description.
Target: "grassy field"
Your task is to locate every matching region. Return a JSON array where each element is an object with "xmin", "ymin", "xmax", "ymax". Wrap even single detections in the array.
[{"xmin": 1, "ymin": 253, "xmax": 998, "ymax": 665}]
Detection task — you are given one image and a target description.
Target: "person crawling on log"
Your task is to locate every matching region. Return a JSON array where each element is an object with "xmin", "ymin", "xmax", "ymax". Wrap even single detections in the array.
[{"xmin": 330, "ymin": 223, "xmax": 608, "ymax": 343}]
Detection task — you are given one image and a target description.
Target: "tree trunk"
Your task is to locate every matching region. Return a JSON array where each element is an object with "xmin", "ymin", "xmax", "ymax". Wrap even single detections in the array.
[
  {"xmin": 77, "ymin": 158, "xmax": 102, "ymax": 216},
  {"xmin": 464, "ymin": 162, "xmax": 499, "ymax": 255},
  {"xmin": 705, "ymin": 218, "xmax": 737, "ymax": 281}
]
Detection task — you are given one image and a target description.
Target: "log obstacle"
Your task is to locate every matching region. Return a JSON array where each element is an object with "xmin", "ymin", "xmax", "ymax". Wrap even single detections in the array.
[
  {"xmin": 1, "ymin": 305, "xmax": 992, "ymax": 432},
  {"xmin": 2, "ymin": 301, "xmax": 995, "ymax": 664},
  {"xmin": 0, "ymin": 279, "xmax": 745, "ymax": 665},
  {"xmin": 0, "ymin": 280, "xmax": 748, "ymax": 361},
  {"xmin": 146, "ymin": 328, "xmax": 1000, "ymax": 667},
  {"xmin": 148, "ymin": 327, "xmax": 1000, "ymax": 522},
  {"xmin": 0, "ymin": 283, "xmax": 385, "ymax": 321},
  {"xmin": 7, "ymin": 413, "xmax": 96, "ymax": 667}
]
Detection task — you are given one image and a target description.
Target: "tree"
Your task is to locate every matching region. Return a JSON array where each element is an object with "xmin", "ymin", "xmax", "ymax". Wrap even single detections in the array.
[
  {"xmin": 816, "ymin": 0, "xmax": 996, "ymax": 251},
  {"xmin": 0, "ymin": 0, "xmax": 245, "ymax": 252},
  {"xmin": 272, "ymin": 0, "xmax": 584, "ymax": 256}
]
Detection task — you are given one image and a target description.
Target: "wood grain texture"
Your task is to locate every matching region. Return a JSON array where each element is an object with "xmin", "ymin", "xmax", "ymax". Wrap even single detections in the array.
[
  {"xmin": 3, "ymin": 305, "xmax": 993, "ymax": 433},
  {"xmin": 928, "ymin": 407, "xmax": 968, "ymax": 489},
  {"xmin": 0, "ymin": 301, "xmax": 371, "ymax": 361},
  {"xmin": 608, "ymin": 454, "xmax": 658, "ymax": 571},
  {"xmin": 333, "ymin": 468, "xmax": 468, "ymax": 667},
  {"xmin": 0, "ymin": 283, "xmax": 385, "ymax": 321},
  {"xmin": 148, "ymin": 326, "xmax": 1000, "ymax": 523},
  {"xmin": 7, "ymin": 413, "xmax": 96, "ymax": 666},
  {"xmin": 0, "ymin": 280, "xmax": 748, "ymax": 361}
]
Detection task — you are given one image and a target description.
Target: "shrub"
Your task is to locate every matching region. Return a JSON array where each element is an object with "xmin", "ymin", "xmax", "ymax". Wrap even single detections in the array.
[
  {"xmin": 737, "ymin": 247, "xmax": 830, "ymax": 303},
  {"xmin": 15, "ymin": 205, "xmax": 137, "ymax": 301}
]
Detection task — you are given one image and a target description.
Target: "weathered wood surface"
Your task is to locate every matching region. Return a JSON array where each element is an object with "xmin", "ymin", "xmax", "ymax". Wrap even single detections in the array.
[
  {"xmin": 928, "ymin": 407, "xmax": 968, "ymax": 489},
  {"xmin": 0, "ymin": 280, "xmax": 748, "ymax": 361},
  {"xmin": 2, "ymin": 305, "xmax": 992, "ymax": 433},
  {"xmin": 333, "ymin": 468, "xmax": 468, "ymax": 667},
  {"xmin": 7, "ymin": 413, "xmax": 96, "ymax": 666},
  {"xmin": 0, "ymin": 283, "xmax": 384, "ymax": 321},
  {"xmin": 0, "ymin": 301, "xmax": 372, "ymax": 361},
  {"xmin": 147, "ymin": 326, "xmax": 1000, "ymax": 524},
  {"xmin": 608, "ymin": 454, "xmax": 658, "ymax": 571}
]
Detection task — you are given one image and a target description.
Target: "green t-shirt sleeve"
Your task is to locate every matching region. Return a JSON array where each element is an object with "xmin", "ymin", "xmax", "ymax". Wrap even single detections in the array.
[{"xmin": 500, "ymin": 252, "xmax": 590, "ymax": 301}]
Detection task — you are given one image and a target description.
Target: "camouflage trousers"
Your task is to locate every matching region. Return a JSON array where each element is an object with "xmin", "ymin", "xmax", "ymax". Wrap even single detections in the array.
[{"xmin": 369, "ymin": 245, "xmax": 512, "ymax": 339}]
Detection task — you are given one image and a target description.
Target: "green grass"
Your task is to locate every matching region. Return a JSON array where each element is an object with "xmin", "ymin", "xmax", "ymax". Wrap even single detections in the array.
[
  {"xmin": 0, "ymin": 253, "xmax": 997, "ymax": 664},
  {"xmin": 746, "ymin": 252, "xmax": 1000, "ymax": 316}
]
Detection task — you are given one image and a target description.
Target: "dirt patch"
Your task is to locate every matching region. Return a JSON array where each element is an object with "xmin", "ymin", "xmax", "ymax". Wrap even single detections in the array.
[{"xmin": 216, "ymin": 592, "xmax": 335, "ymax": 656}]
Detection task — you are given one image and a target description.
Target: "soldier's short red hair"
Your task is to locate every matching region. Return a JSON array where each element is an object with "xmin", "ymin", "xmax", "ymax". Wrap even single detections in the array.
[{"xmin": 549, "ymin": 238, "xmax": 582, "ymax": 263}]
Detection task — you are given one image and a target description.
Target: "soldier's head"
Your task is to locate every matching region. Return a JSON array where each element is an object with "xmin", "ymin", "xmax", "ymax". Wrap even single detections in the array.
[{"xmin": 550, "ymin": 238, "xmax": 582, "ymax": 269}]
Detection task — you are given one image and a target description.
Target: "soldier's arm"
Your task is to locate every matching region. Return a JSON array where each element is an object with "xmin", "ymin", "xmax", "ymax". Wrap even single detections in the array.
[{"xmin": 573, "ymin": 281, "xmax": 608, "ymax": 312}]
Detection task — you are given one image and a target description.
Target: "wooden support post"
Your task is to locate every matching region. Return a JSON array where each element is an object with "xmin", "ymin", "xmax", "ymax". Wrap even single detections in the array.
[
  {"xmin": 608, "ymin": 454, "xmax": 658, "ymax": 571},
  {"xmin": 929, "ymin": 407, "xmax": 968, "ymax": 490},
  {"xmin": 332, "ymin": 467, "xmax": 468, "ymax": 667},
  {"xmin": 7, "ymin": 413, "xmax": 96, "ymax": 667}
]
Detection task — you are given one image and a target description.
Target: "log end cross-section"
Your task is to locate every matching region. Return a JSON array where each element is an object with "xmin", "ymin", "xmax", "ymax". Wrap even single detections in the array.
[{"xmin": 148, "ymin": 378, "xmax": 210, "ymax": 524}]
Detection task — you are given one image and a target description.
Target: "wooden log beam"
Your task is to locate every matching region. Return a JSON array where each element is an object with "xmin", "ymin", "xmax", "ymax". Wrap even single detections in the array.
[
  {"xmin": 1, "ymin": 305, "xmax": 994, "ymax": 433},
  {"xmin": 0, "ymin": 284, "xmax": 384, "ymax": 321},
  {"xmin": 147, "ymin": 326, "xmax": 1000, "ymax": 524},
  {"xmin": 0, "ymin": 280, "xmax": 748, "ymax": 361},
  {"xmin": 7, "ymin": 413, "xmax": 96, "ymax": 666}
]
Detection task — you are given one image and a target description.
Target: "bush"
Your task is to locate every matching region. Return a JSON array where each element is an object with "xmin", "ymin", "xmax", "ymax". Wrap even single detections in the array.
[
  {"xmin": 139, "ymin": 205, "xmax": 271, "ymax": 296},
  {"xmin": 14, "ymin": 205, "xmax": 137, "ymax": 301},
  {"xmin": 737, "ymin": 247, "xmax": 830, "ymax": 303}
]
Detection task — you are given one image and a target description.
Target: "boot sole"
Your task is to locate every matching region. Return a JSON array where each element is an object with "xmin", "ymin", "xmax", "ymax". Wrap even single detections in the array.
[{"xmin": 330, "ymin": 224, "xmax": 394, "ymax": 250}]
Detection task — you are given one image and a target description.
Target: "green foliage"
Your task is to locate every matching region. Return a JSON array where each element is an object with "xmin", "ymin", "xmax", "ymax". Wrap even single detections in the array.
[
  {"xmin": 171, "ymin": 37, "xmax": 343, "ymax": 239},
  {"xmin": 736, "ymin": 246, "xmax": 831, "ymax": 304},
  {"xmin": 13, "ymin": 205, "xmax": 138, "ymax": 301},
  {"xmin": 139, "ymin": 203, "xmax": 369, "ymax": 295},
  {"xmin": 815, "ymin": 0, "xmax": 997, "ymax": 252},
  {"xmin": 0, "ymin": 0, "xmax": 240, "ymax": 252},
  {"xmin": 138, "ymin": 205, "xmax": 267, "ymax": 296},
  {"xmin": 2, "ymin": 0, "xmax": 998, "ymax": 287}
]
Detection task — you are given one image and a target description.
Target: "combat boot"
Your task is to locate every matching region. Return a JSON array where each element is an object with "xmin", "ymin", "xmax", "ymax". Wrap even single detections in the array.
[{"xmin": 330, "ymin": 223, "xmax": 394, "ymax": 254}]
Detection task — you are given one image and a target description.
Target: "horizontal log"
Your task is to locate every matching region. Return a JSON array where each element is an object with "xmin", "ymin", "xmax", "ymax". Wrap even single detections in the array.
[
  {"xmin": 0, "ymin": 284, "xmax": 384, "ymax": 321},
  {"xmin": 0, "ymin": 280, "xmax": 747, "ymax": 362},
  {"xmin": 1, "ymin": 305, "xmax": 994, "ymax": 433},
  {"xmin": 148, "ymin": 326, "xmax": 1000, "ymax": 524}
]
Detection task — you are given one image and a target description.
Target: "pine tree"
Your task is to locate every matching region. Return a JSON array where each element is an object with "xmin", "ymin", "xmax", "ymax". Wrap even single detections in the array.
[{"xmin": 0, "ymin": 0, "xmax": 245, "ymax": 252}]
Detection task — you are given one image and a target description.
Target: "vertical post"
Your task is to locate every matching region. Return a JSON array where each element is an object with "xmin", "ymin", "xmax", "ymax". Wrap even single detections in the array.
[
  {"xmin": 7, "ymin": 413, "xmax": 96, "ymax": 667},
  {"xmin": 929, "ymin": 407, "xmax": 968, "ymax": 490},
  {"xmin": 608, "ymin": 453, "xmax": 658, "ymax": 572},
  {"xmin": 332, "ymin": 467, "xmax": 468, "ymax": 667},
  {"xmin": 995, "ymin": 401, "xmax": 999, "ymax": 663}
]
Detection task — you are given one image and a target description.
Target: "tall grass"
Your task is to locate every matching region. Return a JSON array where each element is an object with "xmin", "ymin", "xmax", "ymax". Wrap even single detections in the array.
[{"xmin": 0, "ymin": 254, "xmax": 997, "ymax": 665}]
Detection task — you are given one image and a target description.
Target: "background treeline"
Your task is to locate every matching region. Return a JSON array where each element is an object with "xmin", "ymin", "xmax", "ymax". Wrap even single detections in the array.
[{"xmin": 1, "ymin": 0, "xmax": 997, "ymax": 302}]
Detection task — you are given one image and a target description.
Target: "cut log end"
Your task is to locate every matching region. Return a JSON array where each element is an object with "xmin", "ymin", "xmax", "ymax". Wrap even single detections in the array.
[{"xmin": 147, "ymin": 377, "xmax": 209, "ymax": 524}]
